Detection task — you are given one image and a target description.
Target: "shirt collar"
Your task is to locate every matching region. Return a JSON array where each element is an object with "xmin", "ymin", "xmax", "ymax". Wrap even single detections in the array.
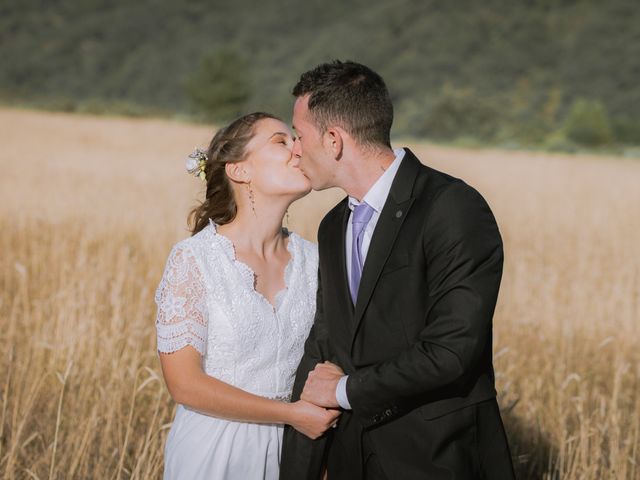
[{"xmin": 348, "ymin": 148, "xmax": 405, "ymax": 213}]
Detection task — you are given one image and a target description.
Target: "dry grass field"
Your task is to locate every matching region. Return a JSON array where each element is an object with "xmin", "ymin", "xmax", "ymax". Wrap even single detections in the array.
[{"xmin": 1, "ymin": 108, "xmax": 638, "ymax": 479}]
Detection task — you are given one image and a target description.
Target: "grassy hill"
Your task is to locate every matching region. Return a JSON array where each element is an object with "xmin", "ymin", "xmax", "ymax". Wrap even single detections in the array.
[{"xmin": 1, "ymin": 0, "xmax": 639, "ymax": 147}]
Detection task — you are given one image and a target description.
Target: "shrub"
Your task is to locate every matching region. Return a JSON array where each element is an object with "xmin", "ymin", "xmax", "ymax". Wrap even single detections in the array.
[
  {"xmin": 562, "ymin": 99, "xmax": 613, "ymax": 146},
  {"xmin": 419, "ymin": 86, "xmax": 502, "ymax": 141},
  {"xmin": 184, "ymin": 49, "xmax": 251, "ymax": 122}
]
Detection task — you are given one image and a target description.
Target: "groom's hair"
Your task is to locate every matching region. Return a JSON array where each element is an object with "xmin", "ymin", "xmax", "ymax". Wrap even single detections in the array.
[{"xmin": 293, "ymin": 60, "xmax": 393, "ymax": 149}]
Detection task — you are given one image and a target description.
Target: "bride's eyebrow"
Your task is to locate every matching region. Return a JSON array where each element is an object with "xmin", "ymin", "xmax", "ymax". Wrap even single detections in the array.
[{"xmin": 269, "ymin": 132, "xmax": 289, "ymax": 139}]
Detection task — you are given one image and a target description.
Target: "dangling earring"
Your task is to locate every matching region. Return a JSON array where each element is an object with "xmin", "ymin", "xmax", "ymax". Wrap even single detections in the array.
[
  {"xmin": 285, "ymin": 209, "xmax": 290, "ymax": 226},
  {"xmin": 247, "ymin": 182, "xmax": 256, "ymax": 216}
]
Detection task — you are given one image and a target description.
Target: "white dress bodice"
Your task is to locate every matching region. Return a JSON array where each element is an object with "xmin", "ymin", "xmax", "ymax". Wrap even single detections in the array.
[{"xmin": 155, "ymin": 221, "xmax": 318, "ymax": 400}]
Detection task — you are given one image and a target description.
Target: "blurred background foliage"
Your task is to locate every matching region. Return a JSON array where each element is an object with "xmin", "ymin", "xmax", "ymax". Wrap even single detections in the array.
[{"xmin": 1, "ymin": 0, "xmax": 639, "ymax": 149}]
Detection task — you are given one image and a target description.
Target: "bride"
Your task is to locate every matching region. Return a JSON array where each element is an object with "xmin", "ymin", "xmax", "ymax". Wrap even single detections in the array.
[{"xmin": 154, "ymin": 112, "xmax": 339, "ymax": 479}]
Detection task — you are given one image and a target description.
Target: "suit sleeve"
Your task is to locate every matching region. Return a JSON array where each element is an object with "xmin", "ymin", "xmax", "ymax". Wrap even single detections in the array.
[
  {"xmin": 290, "ymin": 267, "xmax": 331, "ymax": 401},
  {"xmin": 280, "ymin": 257, "xmax": 332, "ymax": 479},
  {"xmin": 346, "ymin": 181, "xmax": 504, "ymax": 427}
]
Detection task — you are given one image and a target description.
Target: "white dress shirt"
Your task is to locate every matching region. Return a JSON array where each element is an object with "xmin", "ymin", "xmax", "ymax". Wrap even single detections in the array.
[{"xmin": 336, "ymin": 148, "xmax": 405, "ymax": 409}]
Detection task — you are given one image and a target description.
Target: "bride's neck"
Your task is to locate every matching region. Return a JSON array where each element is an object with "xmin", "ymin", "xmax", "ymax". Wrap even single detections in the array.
[{"xmin": 217, "ymin": 203, "xmax": 288, "ymax": 258}]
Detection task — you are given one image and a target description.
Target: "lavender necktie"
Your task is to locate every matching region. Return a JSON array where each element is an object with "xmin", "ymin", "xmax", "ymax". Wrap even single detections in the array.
[{"xmin": 350, "ymin": 202, "xmax": 375, "ymax": 304}]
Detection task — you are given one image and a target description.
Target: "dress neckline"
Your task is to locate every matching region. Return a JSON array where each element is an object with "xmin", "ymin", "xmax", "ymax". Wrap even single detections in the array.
[{"xmin": 207, "ymin": 219, "xmax": 295, "ymax": 312}]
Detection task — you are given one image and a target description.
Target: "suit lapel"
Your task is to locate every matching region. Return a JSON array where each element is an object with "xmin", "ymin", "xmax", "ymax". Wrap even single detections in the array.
[
  {"xmin": 351, "ymin": 150, "xmax": 421, "ymax": 347},
  {"xmin": 325, "ymin": 197, "xmax": 354, "ymax": 315}
]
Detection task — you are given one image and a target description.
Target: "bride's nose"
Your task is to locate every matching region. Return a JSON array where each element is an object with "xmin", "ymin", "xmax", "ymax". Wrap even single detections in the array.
[{"xmin": 290, "ymin": 152, "xmax": 301, "ymax": 167}]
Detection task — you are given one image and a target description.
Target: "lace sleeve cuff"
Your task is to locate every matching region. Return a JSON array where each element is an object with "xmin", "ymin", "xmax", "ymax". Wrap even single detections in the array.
[
  {"xmin": 155, "ymin": 242, "xmax": 209, "ymax": 357},
  {"xmin": 156, "ymin": 319, "xmax": 207, "ymax": 355}
]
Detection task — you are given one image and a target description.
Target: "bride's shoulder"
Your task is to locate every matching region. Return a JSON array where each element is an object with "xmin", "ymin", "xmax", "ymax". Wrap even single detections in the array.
[
  {"xmin": 288, "ymin": 230, "xmax": 318, "ymax": 263},
  {"xmin": 165, "ymin": 223, "xmax": 214, "ymax": 259}
]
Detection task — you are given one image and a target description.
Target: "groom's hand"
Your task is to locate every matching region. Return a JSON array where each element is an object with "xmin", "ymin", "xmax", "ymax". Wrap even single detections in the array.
[{"xmin": 301, "ymin": 361, "xmax": 344, "ymax": 409}]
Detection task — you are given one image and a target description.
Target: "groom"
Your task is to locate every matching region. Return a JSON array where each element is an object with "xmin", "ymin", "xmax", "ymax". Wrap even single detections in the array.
[{"xmin": 280, "ymin": 61, "xmax": 515, "ymax": 480}]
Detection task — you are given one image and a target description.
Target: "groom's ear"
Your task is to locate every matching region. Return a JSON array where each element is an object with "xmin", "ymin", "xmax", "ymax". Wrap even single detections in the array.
[
  {"xmin": 325, "ymin": 127, "xmax": 344, "ymax": 160},
  {"xmin": 225, "ymin": 162, "xmax": 250, "ymax": 184}
]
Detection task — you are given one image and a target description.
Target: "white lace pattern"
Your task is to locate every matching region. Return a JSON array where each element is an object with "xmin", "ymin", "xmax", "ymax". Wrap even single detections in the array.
[{"xmin": 155, "ymin": 221, "xmax": 318, "ymax": 400}]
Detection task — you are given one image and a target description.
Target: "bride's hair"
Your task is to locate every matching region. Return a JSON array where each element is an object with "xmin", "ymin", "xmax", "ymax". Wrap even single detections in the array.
[{"xmin": 189, "ymin": 112, "xmax": 279, "ymax": 235}]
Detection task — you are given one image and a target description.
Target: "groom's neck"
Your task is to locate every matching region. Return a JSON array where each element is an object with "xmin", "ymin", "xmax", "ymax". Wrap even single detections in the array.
[{"xmin": 340, "ymin": 147, "xmax": 395, "ymax": 201}]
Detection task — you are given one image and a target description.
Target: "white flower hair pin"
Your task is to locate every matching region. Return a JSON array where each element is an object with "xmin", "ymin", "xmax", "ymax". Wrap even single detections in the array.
[{"xmin": 186, "ymin": 148, "xmax": 208, "ymax": 182}]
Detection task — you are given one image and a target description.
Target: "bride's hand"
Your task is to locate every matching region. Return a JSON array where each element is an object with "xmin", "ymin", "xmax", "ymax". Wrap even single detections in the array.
[{"xmin": 288, "ymin": 400, "xmax": 341, "ymax": 440}]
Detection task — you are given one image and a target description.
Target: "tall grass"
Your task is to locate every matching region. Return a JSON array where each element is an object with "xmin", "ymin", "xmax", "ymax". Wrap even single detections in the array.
[{"xmin": 0, "ymin": 109, "xmax": 638, "ymax": 478}]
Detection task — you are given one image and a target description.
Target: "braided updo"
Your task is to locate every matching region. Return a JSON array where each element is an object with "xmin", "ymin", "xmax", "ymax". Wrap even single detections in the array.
[{"xmin": 189, "ymin": 112, "xmax": 279, "ymax": 235}]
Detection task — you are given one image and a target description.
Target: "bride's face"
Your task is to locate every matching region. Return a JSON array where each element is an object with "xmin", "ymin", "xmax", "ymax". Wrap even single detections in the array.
[{"xmin": 243, "ymin": 118, "xmax": 311, "ymax": 201}]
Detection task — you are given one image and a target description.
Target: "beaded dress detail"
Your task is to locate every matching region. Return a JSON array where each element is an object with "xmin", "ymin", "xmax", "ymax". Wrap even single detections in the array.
[{"xmin": 155, "ymin": 221, "xmax": 318, "ymax": 479}]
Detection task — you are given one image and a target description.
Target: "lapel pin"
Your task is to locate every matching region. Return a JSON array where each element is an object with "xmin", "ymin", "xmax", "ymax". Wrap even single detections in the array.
[{"xmin": 395, "ymin": 210, "xmax": 403, "ymax": 218}]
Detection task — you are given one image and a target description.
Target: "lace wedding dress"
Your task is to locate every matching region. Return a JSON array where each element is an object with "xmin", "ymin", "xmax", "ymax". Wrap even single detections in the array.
[{"xmin": 155, "ymin": 221, "xmax": 318, "ymax": 479}]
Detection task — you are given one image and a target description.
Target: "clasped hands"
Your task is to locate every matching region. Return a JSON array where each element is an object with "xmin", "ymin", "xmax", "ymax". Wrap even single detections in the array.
[
  {"xmin": 301, "ymin": 360, "xmax": 344, "ymax": 409},
  {"xmin": 290, "ymin": 361, "xmax": 344, "ymax": 440}
]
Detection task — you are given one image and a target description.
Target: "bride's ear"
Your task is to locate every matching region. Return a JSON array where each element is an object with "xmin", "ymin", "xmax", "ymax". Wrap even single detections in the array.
[{"xmin": 225, "ymin": 162, "xmax": 251, "ymax": 184}]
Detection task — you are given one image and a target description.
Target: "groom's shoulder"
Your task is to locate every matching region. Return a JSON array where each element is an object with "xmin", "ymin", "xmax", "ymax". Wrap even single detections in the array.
[
  {"xmin": 413, "ymin": 159, "xmax": 462, "ymax": 190},
  {"xmin": 408, "ymin": 155, "xmax": 491, "ymax": 214},
  {"xmin": 411, "ymin": 162, "xmax": 469, "ymax": 203},
  {"xmin": 403, "ymin": 148, "xmax": 464, "ymax": 192}
]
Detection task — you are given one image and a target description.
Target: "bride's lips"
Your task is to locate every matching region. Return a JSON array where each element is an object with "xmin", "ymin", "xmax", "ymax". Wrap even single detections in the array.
[{"xmin": 287, "ymin": 155, "xmax": 309, "ymax": 178}]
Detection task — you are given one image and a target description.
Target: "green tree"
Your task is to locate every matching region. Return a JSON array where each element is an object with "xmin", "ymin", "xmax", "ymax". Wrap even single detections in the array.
[
  {"xmin": 563, "ymin": 99, "xmax": 613, "ymax": 147},
  {"xmin": 419, "ymin": 86, "xmax": 501, "ymax": 141},
  {"xmin": 184, "ymin": 49, "xmax": 251, "ymax": 121}
]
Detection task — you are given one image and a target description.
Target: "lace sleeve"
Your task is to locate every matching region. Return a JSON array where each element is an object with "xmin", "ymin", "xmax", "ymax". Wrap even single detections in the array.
[{"xmin": 155, "ymin": 242, "xmax": 208, "ymax": 355}]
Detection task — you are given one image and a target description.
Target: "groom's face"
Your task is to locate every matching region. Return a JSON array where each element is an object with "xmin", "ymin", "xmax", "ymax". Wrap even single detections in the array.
[{"xmin": 292, "ymin": 95, "xmax": 336, "ymax": 190}]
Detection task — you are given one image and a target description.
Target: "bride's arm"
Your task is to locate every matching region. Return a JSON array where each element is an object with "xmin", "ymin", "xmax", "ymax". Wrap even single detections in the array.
[
  {"xmin": 160, "ymin": 346, "xmax": 340, "ymax": 439},
  {"xmin": 155, "ymin": 242, "xmax": 339, "ymax": 438}
]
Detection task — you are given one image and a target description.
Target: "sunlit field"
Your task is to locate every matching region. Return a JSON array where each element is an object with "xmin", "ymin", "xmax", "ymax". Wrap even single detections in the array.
[{"xmin": 1, "ymin": 108, "xmax": 638, "ymax": 479}]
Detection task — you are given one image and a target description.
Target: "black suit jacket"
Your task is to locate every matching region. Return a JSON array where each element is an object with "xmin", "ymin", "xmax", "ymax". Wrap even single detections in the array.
[{"xmin": 281, "ymin": 150, "xmax": 514, "ymax": 479}]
